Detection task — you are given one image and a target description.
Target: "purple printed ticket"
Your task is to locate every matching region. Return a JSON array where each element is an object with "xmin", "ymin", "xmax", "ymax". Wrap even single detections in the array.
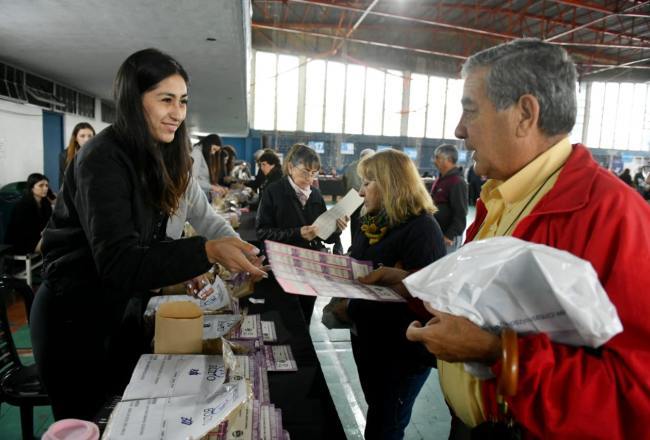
[{"xmin": 265, "ymin": 240, "xmax": 405, "ymax": 302}]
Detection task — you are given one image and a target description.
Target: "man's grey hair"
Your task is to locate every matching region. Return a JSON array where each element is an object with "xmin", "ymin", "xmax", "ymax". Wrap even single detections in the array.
[
  {"xmin": 462, "ymin": 38, "xmax": 577, "ymax": 136},
  {"xmin": 359, "ymin": 148, "xmax": 375, "ymax": 159},
  {"xmin": 434, "ymin": 144, "xmax": 459, "ymax": 164}
]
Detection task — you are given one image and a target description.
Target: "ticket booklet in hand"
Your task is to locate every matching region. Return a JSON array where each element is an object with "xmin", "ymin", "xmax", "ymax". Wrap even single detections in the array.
[{"xmin": 265, "ymin": 240, "xmax": 404, "ymax": 302}]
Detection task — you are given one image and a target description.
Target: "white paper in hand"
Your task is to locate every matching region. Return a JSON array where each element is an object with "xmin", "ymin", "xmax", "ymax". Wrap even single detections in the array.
[
  {"xmin": 313, "ymin": 189, "xmax": 363, "ymax": 240},
  {"xmin": 403, "ymin": 237, "xmax": 623, "ymax": 378}
]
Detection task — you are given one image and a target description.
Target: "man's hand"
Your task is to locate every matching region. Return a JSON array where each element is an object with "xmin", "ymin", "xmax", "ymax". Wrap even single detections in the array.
[
  {"xmin": 406, "ymin": 307, "xmax": 501, "ymax": 364},
  {"xmin": 205, "ymin": 237, "xmax": 267, "ymax": 278},
  {"xmin": 300, "ymin": 225, "xmax": 319, "ymax": 241},
  {"xmin": 443, "ymin": 236, "xmax": 453, "ymax": 246},
  {"xmin": 358, "ymin": 266, "xmax": 410, "ymax": 298}
]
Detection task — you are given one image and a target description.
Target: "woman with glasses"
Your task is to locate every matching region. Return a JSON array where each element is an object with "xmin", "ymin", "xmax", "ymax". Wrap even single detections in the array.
[{"xmin": 256, "ymin": 143, "xmax": 348, "ymax": 324}]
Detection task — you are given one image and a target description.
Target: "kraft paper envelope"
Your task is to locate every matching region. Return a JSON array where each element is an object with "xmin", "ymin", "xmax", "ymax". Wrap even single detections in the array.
[{"xmin": 154, "ymin": 301, "xmax": 203, "ymax": 354}]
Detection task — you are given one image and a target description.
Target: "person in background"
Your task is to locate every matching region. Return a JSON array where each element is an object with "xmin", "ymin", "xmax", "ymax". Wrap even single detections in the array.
[
  {"xmin": 466, "ymin": 163, "xmax": 486, "ymax": 206},
  {"xmin": 219, "ymin": 145, "xmax": 237, "ymax": 186},
  {"xmin": 633, "ymin": 167, "xmax": 645, "ymax": 192},
  {"xmin": 59, "ymin": 122, "xmax": 95, "ymax": 188},
  {"xmin": 364, "ymin": 38, "xmax": 650, "ymax": 439},
  {"xmin": 344, "ymin": 149, "xmax": 446, "ymax": 439},
  {"xmin": 246, "ymin": 148, "xmax": 268, "ymax": 193},
  {"xmin": 618, "ymin": 168, "xmax": 633, "ymax": 186},
  {"xmin": 343, "ymin": 148, "xmax": 375, "ymax": 242},
  {"xmin": 5, "ymin": 173, "xmax": 52, "ymax": 254},
  {"xmin": 431, "ymin": 144, "xmax": 468, "ymax": 253},
  {"xmin": 256, "ymin": 143, "xmax": 348, "ymax": 324},
  {"xmin": 31, "ymin": 48, "xmax": 265, "ymax": 421},
  {"xmin": 256, "ymin": 149, "xmax": 282, "ymax": 196},
  {"xmin": 191, "ymin": 133, "xmax": 227, "ymax": 197}
]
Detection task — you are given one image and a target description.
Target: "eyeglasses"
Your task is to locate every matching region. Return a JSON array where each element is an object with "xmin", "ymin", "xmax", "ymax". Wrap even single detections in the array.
[{"xmin": 294, "ymin": 167, "xmax": 320, "ymax": 178}]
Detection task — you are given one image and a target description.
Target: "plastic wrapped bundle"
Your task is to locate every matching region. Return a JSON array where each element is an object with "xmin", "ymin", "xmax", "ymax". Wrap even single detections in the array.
[{"xmin": 404, "ymin": 237, "xmax": 623, "ymax": 376}]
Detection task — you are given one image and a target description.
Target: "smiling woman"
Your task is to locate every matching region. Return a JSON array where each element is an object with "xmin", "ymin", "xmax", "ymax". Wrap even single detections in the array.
[{"xmin": 30, "ymin": 48, "xmax": 264, "ymax": 422}]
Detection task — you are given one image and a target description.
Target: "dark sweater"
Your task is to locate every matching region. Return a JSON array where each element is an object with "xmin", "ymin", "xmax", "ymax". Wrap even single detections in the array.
[
  {"xmin": 5, "ymin": 194, "xmax": 52, "ymax": 254},
  {"xmin": 42, "ymin": 126, "xmax": 212, "ymax": 318},
  {"xmin": 348, "ymin": 213, "xmax": 446, "ymax": 371},
  {"xmin": 431, "ymin": 167, "xmax": 468, "ymax": 239},
  {"xmin": 256, "ymin": 176, "xmax": 340, "ymax": 251}
]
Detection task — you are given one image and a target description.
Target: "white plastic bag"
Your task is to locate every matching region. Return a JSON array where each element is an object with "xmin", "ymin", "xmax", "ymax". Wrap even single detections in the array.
[{"xmin": 403, "ymin": 237, "xmax": 623, "ymax": 378}]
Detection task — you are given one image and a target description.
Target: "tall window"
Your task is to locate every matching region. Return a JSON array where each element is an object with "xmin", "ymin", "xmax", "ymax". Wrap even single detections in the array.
[
  {"xmin": 443, "ymin": 79, "xmax": 463, "ymax": 139},
  {"xmin": 324, "ymin": 61, "xmax": 345, "ymax": 133},
  {"xmin": 383, "ymin": 70, "xmax": 403, "ymax": 136},
  {"xmin": 407, "ymin": 73, "xmax": 428, "ymax": 138},
  {"xmin": 570, "ymin": 83, "xmax": 587, "ymax": 144},
  {"xmin": 276, "ymin": 55, "xmax": 299, "ymax": 131},
  {"xmin": 345, "ymin": 64, "xmax": 365, "ymax": 134},
  {"xmin": 253, "ymin": 51, "xmax": 276, "ymax": 130},
  {"xmin": 304, "ymin": 59, "xmax": 326, "ymax": 132},
  {"xmin": 426, "ymin": 76, "xmax": 446, "ymax": 139},
  {"xmin": 363, "ymin": 67, "xmax": 385, "ymax": 135}
]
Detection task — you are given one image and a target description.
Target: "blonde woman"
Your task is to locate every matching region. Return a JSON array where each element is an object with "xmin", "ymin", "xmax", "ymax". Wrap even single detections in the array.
[{"xmin": 345, "ymin": 149, "xmax": 446, "ymax": 439}]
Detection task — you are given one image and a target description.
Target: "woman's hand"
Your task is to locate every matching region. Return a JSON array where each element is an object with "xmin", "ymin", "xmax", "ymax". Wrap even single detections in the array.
[
  {"xmin": 336, "ymin": 215, "xmax": 349, "ymax": 232},
  {"xmin": 300, "ymin": 225, "xmax": 319, "ymax": 241},
  {"xmin": 185, "ymin": 273, "xmax": 210, "ymax": 297},
  {"xmin": 358, "ymin": 266, "xmax": 410, "ymax": 298},
  {"xmin": 205, "ymin": 237, "xmax": 267, "ymax": 278},
  {"xmin": 210, "ymin": 184, "xmax": 227, "ymax": 197}
]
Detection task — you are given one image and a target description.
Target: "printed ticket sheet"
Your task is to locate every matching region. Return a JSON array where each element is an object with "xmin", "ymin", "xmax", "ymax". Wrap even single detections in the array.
[
  {"xmin": 264, "ymin": 345, "xmax": 298, "ymax": 372},
  {"xmin": 102, "ymin": 381, "xmax": 247, "ymax": 440},
  {"xmin": 121, "ymin": 354, "xmax": 229, "ymax": 401},
  {"xmin": 265, "ymin": 240, "xmax": 405, "ymax": 302},
  {"xmin": 261, "ymin": 320, "xmax": 278, "ymax": 343},
  {"xmin": 313, "ymin": 189, "xmax": 364, "ymax": 240}
]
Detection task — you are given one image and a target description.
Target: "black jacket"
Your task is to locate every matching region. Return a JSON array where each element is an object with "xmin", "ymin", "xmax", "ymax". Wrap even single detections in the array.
[
  {"xmin": 5, "ymin": 194, "xmax": 52, "ymax": 254},
  {"xmin": 256, "ymin": 176, "xmax": 340, "ymax": 250},
  {"xmin": 348, "ymin": 213, "xmax": 446, "ymax": 372},
  {"xmin": 258, "ymin": 166, "xmax": 282, "ymax": 196},
  {"xmin": 42, "ymin": 126, "xmax": 212, "ymax": 320}
]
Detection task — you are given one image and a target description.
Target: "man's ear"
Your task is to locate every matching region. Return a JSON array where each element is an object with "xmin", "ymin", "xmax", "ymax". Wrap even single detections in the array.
[{"xmin": 515, "ymin": 94, "xmax": 540, "ymax": 137}]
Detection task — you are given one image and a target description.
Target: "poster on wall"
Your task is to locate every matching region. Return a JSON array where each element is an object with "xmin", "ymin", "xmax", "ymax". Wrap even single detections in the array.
[
  {"xmin": 308, "ymin": 141, "xmax": 325, "ymax": 153},
  {"xmin": 340, "ymin": 142, "xmax": 355, "ymax": 155},
  {"xmin": 403, "ymin": 147, "xmax": 417, "ymax": 160}
]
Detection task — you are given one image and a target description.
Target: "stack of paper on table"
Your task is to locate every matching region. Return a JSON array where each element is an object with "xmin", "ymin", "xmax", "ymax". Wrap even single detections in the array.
[
  {"xmin": 265, "ymin": 240, "xmax": 404, "ymax": 302},
  {"xmin": 102, "ymin": 354, "xmax": 248, "ymax": 440}
]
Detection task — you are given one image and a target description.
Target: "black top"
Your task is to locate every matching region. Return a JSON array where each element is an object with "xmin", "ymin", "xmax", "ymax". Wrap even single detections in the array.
[
  {"xmin": 42, "ymin": 126, "xmax": 212, "ymax": 323},
  {"xmin": 256, "ymin": 176, "xmax": 340, "ymax": 251},
  {"xmin": 258, "ymin": 166, "xmax": 282, "ymax": 196},
  {"xmin": 348, "ymin": 213, "xmax": 446, "ymax": 372},
  {"xmin": 5, "ymin": 194, "xmax": 52, "ymax": 254}
]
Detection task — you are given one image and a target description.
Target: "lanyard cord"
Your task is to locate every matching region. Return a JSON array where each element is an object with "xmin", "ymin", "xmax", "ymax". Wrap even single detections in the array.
[{"xmin": 480, "ymin": 163, "xmax": 565, "ymax": 237}]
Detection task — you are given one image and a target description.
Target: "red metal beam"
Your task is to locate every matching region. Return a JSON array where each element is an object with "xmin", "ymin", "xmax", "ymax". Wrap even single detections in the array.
[
  {"xmin": 432, "ymin": 3, "xmax": 650, "ymax": 45},
  {"xmin": 545, "ymin": 1, "xmax": 650, "ymax": 42},
  {"xmin": 252, "ymin": 22, "xmax": 469, "ymax": 60}
]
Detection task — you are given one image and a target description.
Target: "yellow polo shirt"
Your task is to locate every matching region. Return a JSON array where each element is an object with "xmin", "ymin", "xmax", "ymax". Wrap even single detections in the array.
[{"xmin": 438, "ymin": 137, "xmax": 572, "ymax": 427}]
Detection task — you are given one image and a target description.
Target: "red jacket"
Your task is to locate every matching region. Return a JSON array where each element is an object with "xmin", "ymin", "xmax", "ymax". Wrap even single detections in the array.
[{"xmin": 468, "ymin": 145, "xmax": 650, "ymax": 439}]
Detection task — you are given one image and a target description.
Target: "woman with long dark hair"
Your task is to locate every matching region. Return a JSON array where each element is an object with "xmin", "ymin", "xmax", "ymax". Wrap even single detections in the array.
[
  {"xmin": 58, "ymin": 122, "xmax": 95, "ymax": 187},
  {"xmin": 31, "ymin": 48, "xmax": 265, "ymax": 421},
  {"xmin": 191, "ymin": 133, "xmax": 227, "ymax": 196},
  {"xmin": 5, "ymin": 173, "xmax": 52, "ymax": 254}
]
